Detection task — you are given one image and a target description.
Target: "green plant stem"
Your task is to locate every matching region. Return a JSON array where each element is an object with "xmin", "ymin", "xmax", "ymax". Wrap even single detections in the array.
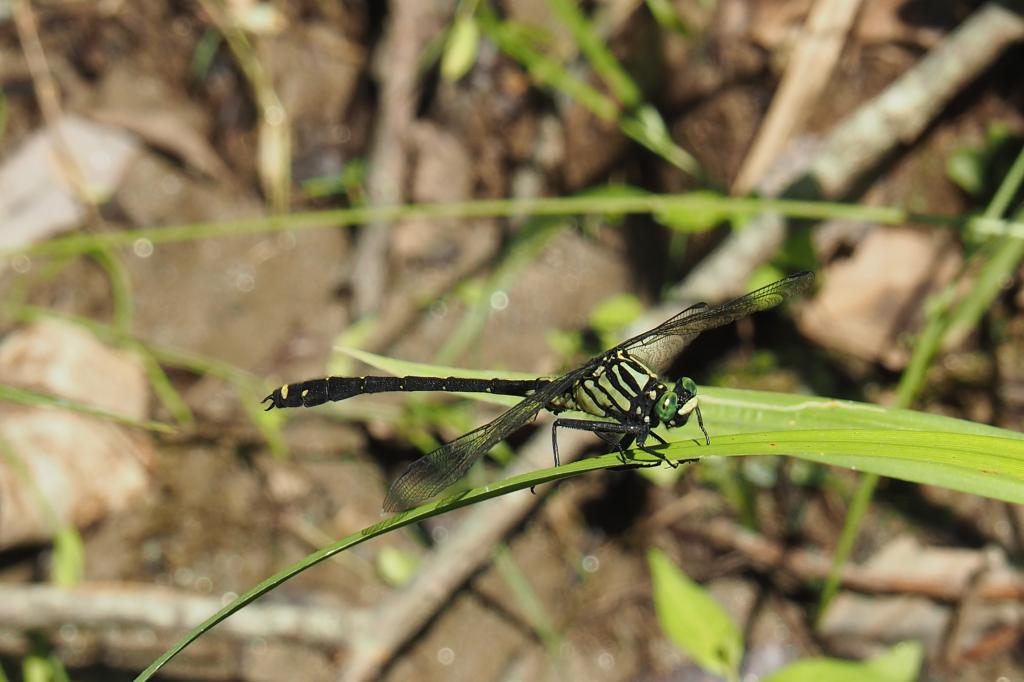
[
  {"xmin": 492, "ymin": 545, "xmax": 561, "ymax": 654},
  {"xmin": 0, "ymin": 384, "xmax": 173, "ymax": 433},
  {"xmin": 478, "ymin": 5, "xmax": 703, "ymax": 179},
  {"xmin": 546, "ymin": 0, "xmax": 641, "ymax": 108},
  {"xmin": 4, "ymin": 194, "xmax": 990, "ymax": 259},
  {"xmin": 817, "ymin": 144, "xmax": 1024, "ymax": 623}
]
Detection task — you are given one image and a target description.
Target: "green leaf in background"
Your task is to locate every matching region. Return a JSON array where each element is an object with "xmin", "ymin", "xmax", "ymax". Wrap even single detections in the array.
[
  {"xmin": 763, "ymin": 641, "xmax": 922, "ymax": 682},
  {"xmin": 648, "ymin": 548, "xmax": 743, "ymax": 681},
  {"xmin": 328, "ymin": 315, "xmax": 379, "ymax": 376},
  {"xmin": 747, "ymin": 264, "xmax": 792, "ymax": 294},
  {"xmin": 545, "ymin": 328, "xmax": 582, "ymax": 363},
  {"xmin": 946, "ymin": 121, "xmax": 1012, "ymax": 197},
  {"xmin": 947, "ymin": 148, "xmax": 987, "ymax": 197},
  {"xmin": 376, "ymin": 545, "xmax": 419, "ymax": 587},
  {"xmin": 22, "ymin": 648, "xmax": 69, "ymax": 682},
  {"xmin": 50, "ymin": 527, "xmax": 85, "ymax": 588},
  {"xmin": 441, "ymin": 15, "xmax": 480, "ymax": 82},
  {"xmin": 865, "ymin": 642, "xmax": 924, "ymax": 682},
  {"xmin": 589, "ymin": 293, "xmax": 644, "ymax": 335}
]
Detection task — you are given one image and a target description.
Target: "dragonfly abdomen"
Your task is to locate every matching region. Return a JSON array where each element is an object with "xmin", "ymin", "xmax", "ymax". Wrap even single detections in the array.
[{"xmin": 263, "ymin": 375, "xmax": 550, "ymax": 409}]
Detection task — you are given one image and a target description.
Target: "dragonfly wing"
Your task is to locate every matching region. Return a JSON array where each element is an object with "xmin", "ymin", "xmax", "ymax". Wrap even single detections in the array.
[
  {"xmin": 623, "ymin": 272, "xmax": 813, "ymax": 373},
  {"xmin": 382, "ymin": 421, "xmax": 501, "ymax": 512},
  {"xmin": 626, "ymin": 303, "xmax": 706, "ymax": 372},
  {"xmin": 381, "ymin": 273, "xmax": 813, "ymax": 511},
  {"xmin": 382, "ymin": 364, "xmax": 594, "ymax": 512}
]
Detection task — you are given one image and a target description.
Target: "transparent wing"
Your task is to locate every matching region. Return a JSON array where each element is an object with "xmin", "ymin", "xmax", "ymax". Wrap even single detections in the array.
[
  {"xmin": 623, "ymin": 272, "xmax": 814, "ymax": 373},
  {"xmin": 382, "ymin": 272, "xmax": 814, "ymax": 511},
  {"xmin": 382, "ymin": 363, "xmax": 594, "ymax": 512}
]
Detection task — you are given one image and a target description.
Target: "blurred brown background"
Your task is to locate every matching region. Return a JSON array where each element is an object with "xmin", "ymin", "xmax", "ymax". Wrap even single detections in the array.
[{"xmin": 1, "ymin": 1, "xmax": 1023, "ymax": 680}]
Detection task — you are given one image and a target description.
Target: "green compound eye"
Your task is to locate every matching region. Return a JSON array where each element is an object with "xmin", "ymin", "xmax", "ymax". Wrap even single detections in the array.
[{"xmin": 655, "ymin": 391, "xmax": 679, "ymax": 423}]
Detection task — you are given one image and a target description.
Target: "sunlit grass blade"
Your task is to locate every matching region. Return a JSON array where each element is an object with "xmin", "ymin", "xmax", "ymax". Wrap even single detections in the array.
[
  {"xmin": 137, "ymin": 424, "xmax": 1020, "ymax": 679},
  {"xmin": 337, "ymin": 347, "xmax": 1023, "ymax": 435},
  {"xmin": 336, "ymin": 348, "xmax": 1024, "ymax": 501},
  {"xmin": 821, "ymin": 146, "xmax": 1024, "ymax": 621},
  {"xmin": 0, "ymin": 384, "xmax": 174, "ymax": 434},
  {"xmin": 5, "ymin": 193, "xmax": 997, "ymax": 259}
]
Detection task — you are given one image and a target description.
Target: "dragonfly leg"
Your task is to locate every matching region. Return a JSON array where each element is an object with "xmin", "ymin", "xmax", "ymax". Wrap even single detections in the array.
[
  {"xmin": 640, "ymin": 430, "xmax": 678, "ymax": 468},
  {"xmin": 552, "ymin": 418, "xmax": 653, "ymax": 466},
  {"xmin": 695, "ymin": 404, "xmax": 710, "ymax": 445}
]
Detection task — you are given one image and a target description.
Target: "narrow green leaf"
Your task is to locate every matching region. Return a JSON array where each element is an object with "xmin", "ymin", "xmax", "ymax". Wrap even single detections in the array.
[
  {"xmin": 441, "ymin": 15, "xmax": 480, "ymax": 81},
  {"xmin": 376, "ymin": 546, "xmax": 419, "ymax": 587},
  {"xmin": 493, "ymin": 545, "xmax": 560, "ymax": 652},
  {"xmin": 0, "ymin": 383, "xmax": 174, "ymax": 434},
  {"xmin": 336, "ymin": 349, "xmax": 1024, "ymax": 502},
  {"xmin": 817, "ymin": 470, "xmax": 875, "ymax": 622},
  {"xmin": 547, "ymin": 0, "xmax": 641, "ymax": 107},
  {"xmin": 764, "ymin": 658, "xmax": 890, "ymax": 682},
  {"xmin": 764, "ymin": 641, "xmax": 922, "ymax": 682},
  {"xmin": 648, "ymin": 549, "xmax": 743, "ymax": 680},
  {"xmin": 137, "ymin": 424, "xmax": 1007, "ymax": 679},
  {"xmin": 51, "ymin": 527, "xmax": 85, "ymax": 588},
  {"xmin": 946, "ymin": 148, "xmax": 986, "ymax": 196}
]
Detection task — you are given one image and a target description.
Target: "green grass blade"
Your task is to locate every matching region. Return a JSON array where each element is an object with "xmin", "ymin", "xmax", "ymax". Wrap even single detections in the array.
[
  {"xmin": 821, "ymin": 147, "xmax": 1024, "ymax": 619},
  {"xmin": 547, "ymin": 0, "xmax": 641, "ymax": 108},
  {"xmin": 816, "ymin": 470, "xmax": 875, "ymax": 621},
  {"xmin": 492, "ymin": 545, "xmax": 561, "ymax": 654},
  {"xmin": 338, "ymin": 348, "xmax": 1024, "ymax": 501},
  {"xmin": 478, "ymin": 8, "xmax": 618, "ymax": 120},
  {"xmin": 5, "ymin": 193, "xmax": 977, "ymax": 259},
  {"xmin": 340, "ymin": 347, "xmax": 1022, "ymax": 436},
  {"xmin": 138, "ymin": 426, "xmax": 1019, "ymax": 678},
  {"xmin": 0, "ymin": 384, "xmax": 174, "ymax": 434},
  {"xmin": 763, "ymin": 641, "xmax": 921, "ymax": 682},
  {"xmin": 435, "ymin": 217, "xmax": 567, "ymax": 364}
]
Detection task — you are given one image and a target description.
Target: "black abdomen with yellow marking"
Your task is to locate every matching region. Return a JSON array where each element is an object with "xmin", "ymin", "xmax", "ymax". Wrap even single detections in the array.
[{"xmin": 263, "ymin": 375, "xmax": 551, "ymax": 410}]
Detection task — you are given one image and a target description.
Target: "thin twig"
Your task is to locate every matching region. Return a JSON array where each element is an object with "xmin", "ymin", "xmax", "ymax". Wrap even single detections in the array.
[
  {"xmin": 733, "ymin": 0, "xmax": 865, "ymax": 194},
  {"xmin": 196, "ymin": 0, "xmax": 291, "ymax": 212},
  {"xmin": 686, "ymin": 518, "xmax": 1024, "ymax": 602},
  {"xmin": 12, "ymin": 0, "xmax": 90, "ymax": 202},
  {"xmin": 0, "ymin": 583, "xmax": 355, "ymax": 645}
]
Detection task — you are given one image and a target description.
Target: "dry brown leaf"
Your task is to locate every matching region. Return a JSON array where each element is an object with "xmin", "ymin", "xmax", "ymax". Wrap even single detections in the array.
[
  {"xmin": 0, "ymin": 320, "xmax": 152, "ymax": 549},
  {"xmin": 798, "ymin": 228, "xmax": 961, "ymax": 369}
]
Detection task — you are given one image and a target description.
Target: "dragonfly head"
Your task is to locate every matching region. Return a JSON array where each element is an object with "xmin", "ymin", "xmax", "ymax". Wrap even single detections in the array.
[{"xmin": 657, "ymin": 377, "xmax": 700, "ymax": 428}]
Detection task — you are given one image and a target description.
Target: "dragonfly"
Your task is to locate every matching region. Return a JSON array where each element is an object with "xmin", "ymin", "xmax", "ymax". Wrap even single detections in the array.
[{"xmin": 264, "ymin": 272, "xmax": 814, "ymax": 512}]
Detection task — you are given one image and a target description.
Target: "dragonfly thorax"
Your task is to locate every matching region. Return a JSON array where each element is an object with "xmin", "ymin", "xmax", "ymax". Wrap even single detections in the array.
[{"xmin": 555, "ymin": 352, "xmax": 665, "ymax": 423}]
